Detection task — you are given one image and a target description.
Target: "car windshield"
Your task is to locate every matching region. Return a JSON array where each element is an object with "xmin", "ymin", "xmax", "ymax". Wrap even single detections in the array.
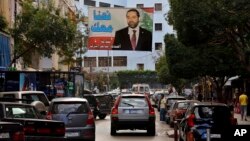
[
  {"xmin": 119, "ymin": 97, "xmax": 148, "ymax": 107},
  {"xmin": 5, "ymin": 105, "xmax": 39, "ymax": 119},
  {"xmin": 52, "ymin": 102, "xmax": 88, "ymax": 114}
]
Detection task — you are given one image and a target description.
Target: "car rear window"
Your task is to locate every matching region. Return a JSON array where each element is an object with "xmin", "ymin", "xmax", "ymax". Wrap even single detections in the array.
[
  {"xmin": 95, "ymin": 95, "xmax": 113, "ymax": 103},
  {"xmin": 119, "ymin": 97, "xmax": 148, "ymax": 107},
  {"xmin": 167, "ymin": 98, "xmax": 186, "ymax": 106},
  {"xmin": 177, "ymin": 102, "xmax": 189, "ymax": 109},
  {"xmin": 194, "ymin": 106, "xmax": 231, "ymax": 119},
  {"xmin": 52, "ymin": 102, "xmax": 89, "ymax": 114}
]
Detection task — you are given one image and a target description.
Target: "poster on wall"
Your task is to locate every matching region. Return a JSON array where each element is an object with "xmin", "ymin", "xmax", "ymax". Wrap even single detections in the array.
[{"xmin": 88, "ymin": 7, "xmax": 153, "ymax": 52}]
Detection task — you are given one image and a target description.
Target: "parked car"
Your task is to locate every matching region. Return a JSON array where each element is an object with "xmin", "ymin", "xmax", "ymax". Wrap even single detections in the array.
[
  {"xmin": 165, "ymin": 100, "xmax": 200, "ymax": 127},
  {"xmin": 178, "ymin": 102, "xmax": 237, "ymax": 141},
  {"xmin": 165, "ymin": 95, "xmax": 186, "ymax": 111},
  {"xmin": 0, "ymin": 121, "xmax": 24, "ymax": 141},
  {"xmin": 82, "ymin": 94, "xmax": 113, "ymax": 119},
  {"xmin": 110, "ymin": 94, "xmax": 155, "ymax": 136},
  {"xmin": 0, "ymin": 102, "xmax": 66, "ymax": 140},
  {"xmin": 47, "ymin": 97, "xmax": 95, "ymax": 141}
]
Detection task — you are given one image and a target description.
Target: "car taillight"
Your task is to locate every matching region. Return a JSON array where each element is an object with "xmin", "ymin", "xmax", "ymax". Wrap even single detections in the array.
[
  {"xmin": 145, "ymin": 96, "xmax": 155, "ymax": 116},
  {"xmin": 24, "ymin": 126, "xmax": 36, "ymax": 134},
  {"xmin": 149, "ymin": 106, "xmax": 155, "ymax": 115},
  {"xmin": 230, "ymin": 117, "xmax": 238, "ymax": 125},
  {"xmin": 111, "ymin": 96, "xmax": 120, "ymax": 120},
  {"xmin": 86, "ymin": 111, "xmax": 95, "ymax": 125},
  {"xmin": 111, "ymin": 107, "xmax": 118, "ymax": 115},
  {"xmin": 12, "ymin": 131, "xmax": 25, "ymax": 141},
  {"xmin": 55, "ymin": 127, "xmax": 65, "ymax": 135},
  {"xmin": 46, "ymin": 111, "xmax": 52, "ymax": 120},
  {"xmin": 187, "ymin": 114, "xmax": 195, "ymax": 127}
]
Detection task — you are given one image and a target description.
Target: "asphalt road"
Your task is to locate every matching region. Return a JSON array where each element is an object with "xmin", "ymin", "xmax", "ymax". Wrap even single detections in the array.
[{"xmin": 95, "ymin": 109, "xmax": 174, "ymax": 141}]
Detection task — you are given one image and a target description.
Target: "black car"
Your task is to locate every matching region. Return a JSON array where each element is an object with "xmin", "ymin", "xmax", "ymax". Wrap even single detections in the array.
[
  {"xmin": 178, "ymin": 102, "xmax": 237, "ymax": 141},
  {"xmin": 82, "ymin": 94, "xmax": 113, "ymax": 119},
  {"xmin": 0, "ymin": 102, "xmax": 66, "ymax": 141}
]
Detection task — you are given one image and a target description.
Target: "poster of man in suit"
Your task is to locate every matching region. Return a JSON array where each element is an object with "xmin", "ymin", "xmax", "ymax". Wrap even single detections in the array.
[{"xmin": 88, "ymin": 7, "xmax": 153, "ymax": 52}]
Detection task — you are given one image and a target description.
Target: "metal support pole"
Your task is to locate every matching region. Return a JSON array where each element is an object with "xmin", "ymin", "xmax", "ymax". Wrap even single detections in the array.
[
  {"xmin": 206, "ymin": 128, "xmax": 210, "ymax": 141},
  {"xmin": 174, "ymin": 121, "xmax": 178, "ymax": 141}
]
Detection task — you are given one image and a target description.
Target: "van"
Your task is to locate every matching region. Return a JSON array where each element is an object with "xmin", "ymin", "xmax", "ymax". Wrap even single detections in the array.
[{"xmin": 131, "ymin": 83, "xmax": 151, "ymax": 96}]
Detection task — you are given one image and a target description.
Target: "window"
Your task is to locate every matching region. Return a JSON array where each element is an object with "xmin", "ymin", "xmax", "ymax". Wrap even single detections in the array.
[
  {"xmin": 114, "ymin": 5, "xmax": 124, "ymax": 8},
  {"xmin": 84, "ymin": 0, "xmax": 96, "ymax": 6},
  {"xmin": 155, "ymin": 3, "xmax": 162, "ymax": 11},
  {"xmin": 155, "ymin": 43, "xmax": 163, "ymax": 50},
  {"xmin": 155, "ymin": 23, "xmax": 162, "ymax": 31},
  {"xmin": 98, "ymin": 57, "xmax": 111, "ymax": 67},
  {"xmin": 136, "ymin": 4, "xmax": 144, "ymax": 8},
  {"xmin": 113, "ymin": 57, "xmax": 127, "ymax": 66},
  {"xmin": 84, "ymin": 57, "xmax": 96, "ymax": 67},
  {"xmin": 99, "ymin": 2, "xmax": 110, "ymax": 7},
  {"xmin": 137, "ymin": 64, "xmax": 144, "ymax": 70}
]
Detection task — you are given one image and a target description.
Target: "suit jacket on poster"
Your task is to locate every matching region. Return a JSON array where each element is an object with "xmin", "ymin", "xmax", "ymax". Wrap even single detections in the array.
[{"xmin": 113, "ymin": 27, "xmax": 152, "ymax": 51}]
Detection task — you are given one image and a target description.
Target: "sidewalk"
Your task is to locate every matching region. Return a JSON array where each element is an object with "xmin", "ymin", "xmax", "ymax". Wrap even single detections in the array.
[{"xmin": 234, "ymin": 113, "xmax": 250, "ymax": 125}]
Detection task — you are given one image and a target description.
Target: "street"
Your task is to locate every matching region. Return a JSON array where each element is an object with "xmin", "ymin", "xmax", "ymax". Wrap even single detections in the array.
[{"xmin": 95, "ymin": 109, "xmax": 174, "ymax": 141}]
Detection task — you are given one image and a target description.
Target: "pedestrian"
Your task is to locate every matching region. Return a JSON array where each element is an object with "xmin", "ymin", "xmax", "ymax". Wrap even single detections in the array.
[
  {"xmin": 159, "ymin": 94, "xmax": 166, "ymax": 121},
  {"xmin": 239, "ymin": 91, "xmax": 248, "ymax": 121}
]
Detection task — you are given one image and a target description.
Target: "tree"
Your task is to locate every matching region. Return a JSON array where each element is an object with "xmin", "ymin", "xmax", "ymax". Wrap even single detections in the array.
[
  {"xmin": 58, "ymin": 31, "xmax": 86, "ymax": 71},
  {"xmin": 0, "ymin": 15, "xmax": 7, "ymax": 32},
  {"xmin": 116, "ymin": 70, "xmax": 158, "ymax": 89},
  {"xmin": 166, "ymin": 0, "xmax": 248, "ymax": 102},
  {"xmin": 10, "ymin": 0, "xmax": 78, "ymax": 67}
]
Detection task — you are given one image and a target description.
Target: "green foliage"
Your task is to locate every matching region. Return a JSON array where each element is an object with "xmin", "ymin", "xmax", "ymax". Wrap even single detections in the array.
[
  {"xmin": 116, "ymin": 70, "xmax": 158, "ymax": 88},
  {"xmin": 0, "ymin": 15, "xmax": 7, "ymax": 32},
  {"xmin": 10, "ymin": 0, "xmax": 78, "ymax": 65},
  {"xmin": 140, "ymin": 13, "xmax": 153, "ymax": 32},
  {"xmin": 168, "ymin": 0, "xmax": 250, "ymax": 72},
  {"xmin": 166, "ymin": 0, "xmax": 250, "ymax": 101}
]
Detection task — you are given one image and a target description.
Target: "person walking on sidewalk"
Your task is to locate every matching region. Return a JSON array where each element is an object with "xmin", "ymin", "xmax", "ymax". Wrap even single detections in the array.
[
  {"xmin": 159, "ymin": 94, "xmax": 166, "ymax": 121},
  {"xmin": 239, "ymin": 91, "xmax": 248, "ymax": 121}
]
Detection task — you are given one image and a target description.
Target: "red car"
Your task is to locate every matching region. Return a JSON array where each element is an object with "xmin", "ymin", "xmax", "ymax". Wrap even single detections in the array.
[{"xmin": 166, "ymin": 100, "xmax": 200, "ymax": 127}]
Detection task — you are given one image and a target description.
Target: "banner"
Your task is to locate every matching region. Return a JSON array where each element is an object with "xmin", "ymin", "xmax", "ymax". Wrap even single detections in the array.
[{"xmin": 88, "ymin": 7, "xmax": 153, "ymax": 51}]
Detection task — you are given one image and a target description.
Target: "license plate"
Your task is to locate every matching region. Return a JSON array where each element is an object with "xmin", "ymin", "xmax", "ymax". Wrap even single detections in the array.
[
  {"xmin": 0, "ymin": 133, "xmax": 10, "ymax": 138},
  {"xmin": 202, "ymin": 133, "xmax": 221, "ymax": 139},
  {"xmin": 123, "ymin": 109, "xmax": 143, "ymax": 114},
  {"xmin": 65, "ymin": 132, "xmax": 79, "ymax": 137}
]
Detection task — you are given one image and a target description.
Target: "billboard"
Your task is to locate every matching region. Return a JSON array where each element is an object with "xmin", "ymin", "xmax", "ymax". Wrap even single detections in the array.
[{"xmin": 88, "ymin": 7, "xmax": 153, "ymax": 51}]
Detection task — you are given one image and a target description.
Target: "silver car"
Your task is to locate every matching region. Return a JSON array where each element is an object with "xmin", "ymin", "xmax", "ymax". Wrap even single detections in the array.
[
  {"xmin": 47, "ymin": 97, "xmax": 95, "ymax": 141},
  {"xmin": 110, "ymin": 94, "xmax": 155, "ymax": 136}
]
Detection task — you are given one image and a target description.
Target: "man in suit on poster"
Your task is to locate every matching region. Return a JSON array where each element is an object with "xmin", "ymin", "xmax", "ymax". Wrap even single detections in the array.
[{"xmin": 113, "ymin": 8, "xmax": 152, "ymax": 51}]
